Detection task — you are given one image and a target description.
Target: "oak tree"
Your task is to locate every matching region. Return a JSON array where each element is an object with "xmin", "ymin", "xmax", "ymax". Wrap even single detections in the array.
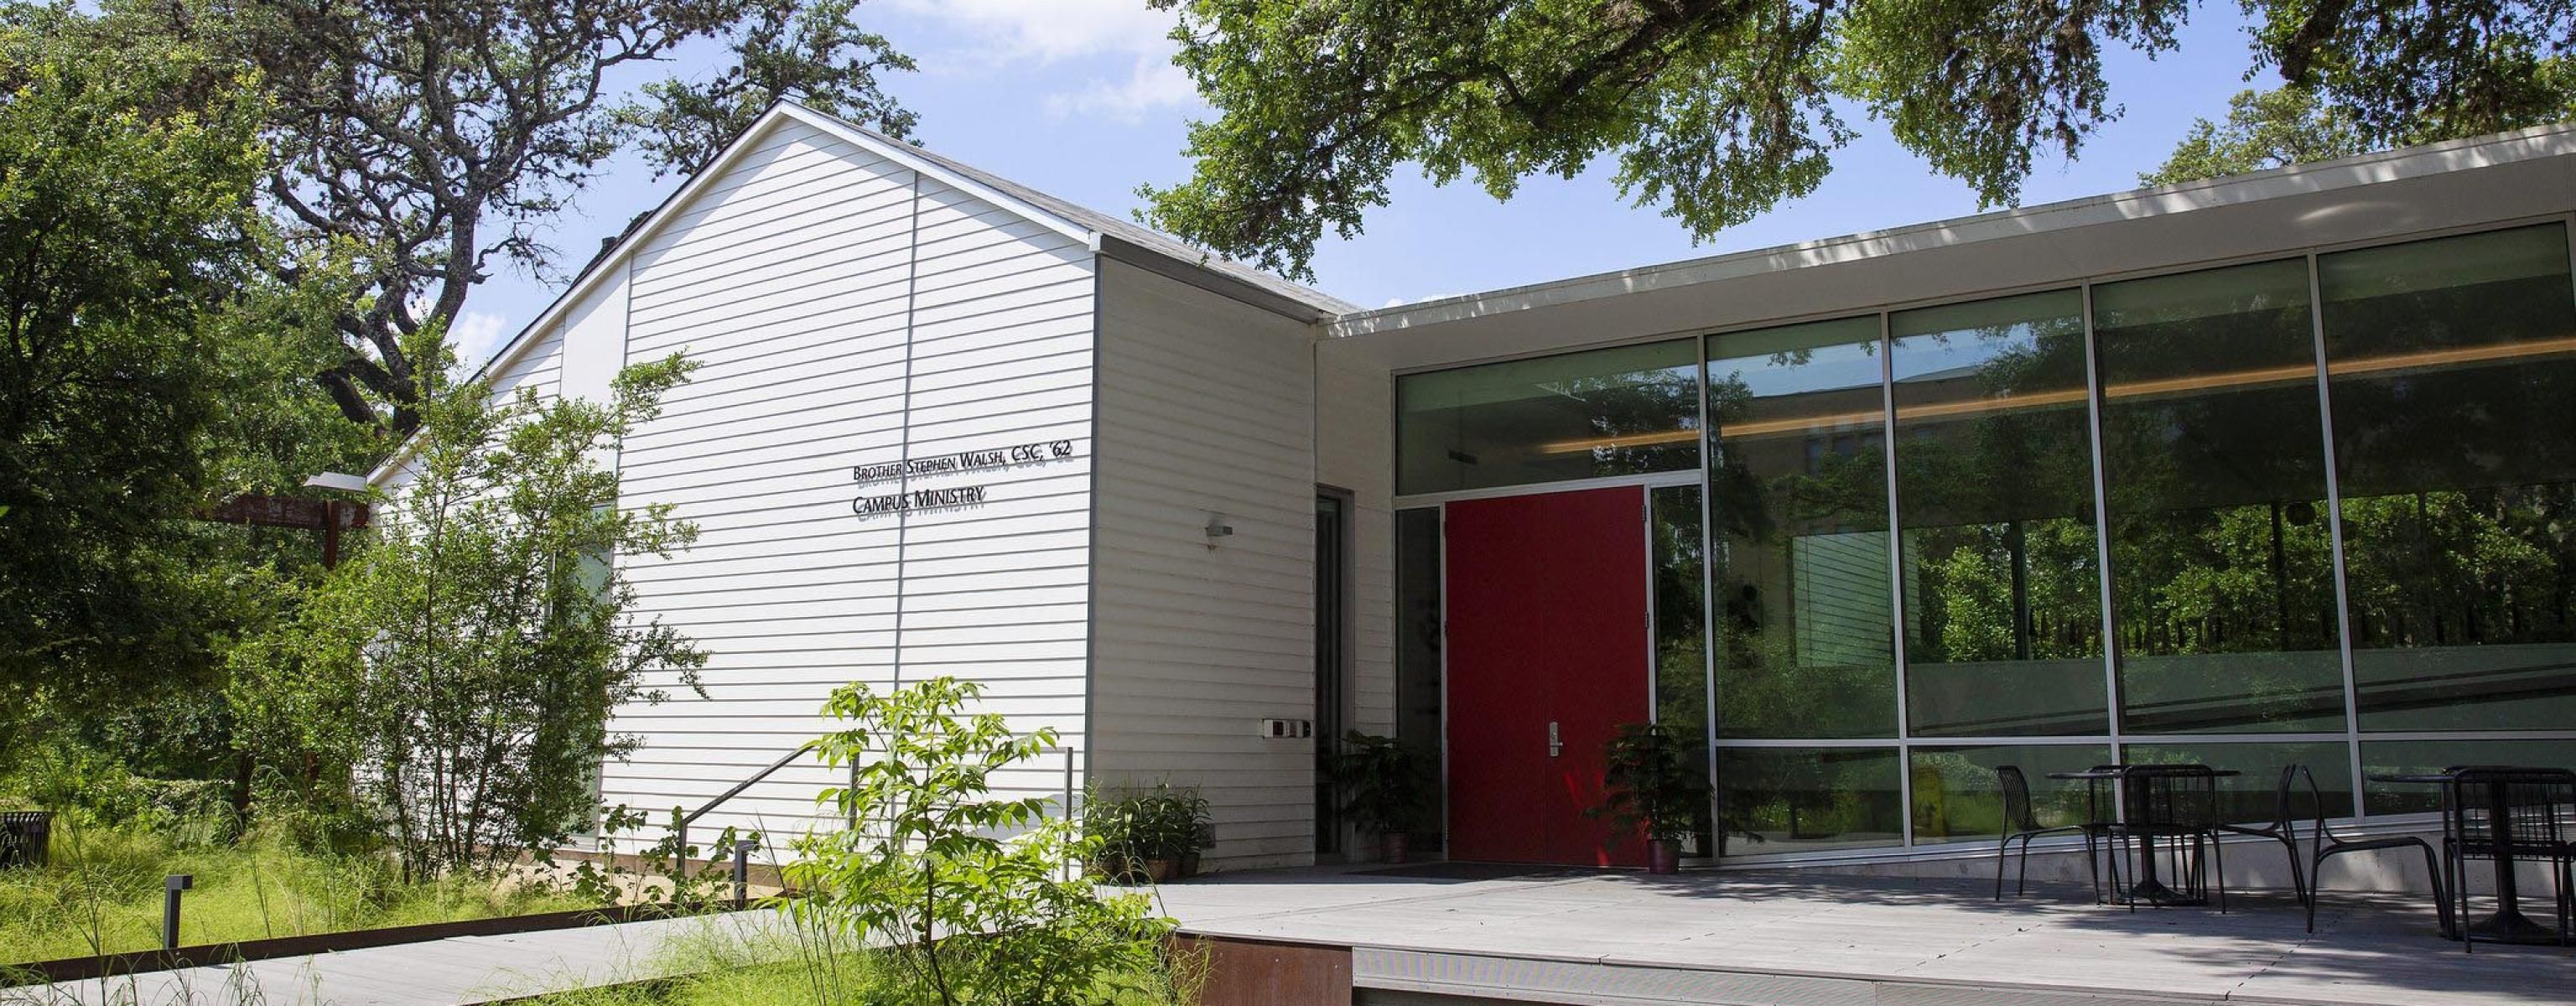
[
  {"xmin": 112, "ymin": 0, "xmax": 917, "ymax": 435},
  {"xmin": 1141, "ymin": 0, "xmax": 2576, "ymax": 279}
]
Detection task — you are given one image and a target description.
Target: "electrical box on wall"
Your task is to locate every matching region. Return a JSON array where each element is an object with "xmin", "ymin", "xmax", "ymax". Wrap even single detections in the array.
[{"xmin": 1259, "ymin": 718, "xmax": 1313, "ymax": 739}]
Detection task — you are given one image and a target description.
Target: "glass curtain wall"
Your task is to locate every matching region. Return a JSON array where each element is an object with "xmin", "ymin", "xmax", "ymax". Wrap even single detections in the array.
[
  {"xmin": 1395, "ymin": 220, "xmax": 2576, "ymax": 860},
  {"xmin": 1397, "ymin": 340, "xmax": 1701, "ymax": 495},
  {"xmin": 1702, "ymin": 317, "xmax": 1904, "ymax": 852},
  {"xmin": 2319, "ymin": 225, "xmax": 2576, "ymax": 812}
]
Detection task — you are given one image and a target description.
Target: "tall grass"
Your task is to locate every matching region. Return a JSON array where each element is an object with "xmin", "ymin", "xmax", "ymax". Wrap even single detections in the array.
[
  {"xmin": 0, "ymin": 817, "xmax": 586, "ymax": 962},
  {"xmin": 513, "ymin": 906, "xmax": 1205, "ymax": 1006}
]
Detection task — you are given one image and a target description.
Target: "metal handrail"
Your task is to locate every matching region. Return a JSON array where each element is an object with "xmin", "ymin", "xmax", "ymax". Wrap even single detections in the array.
[
  {"xmin": 673, "ymin": 744, "xmax": 810, "ymax": 869},
  {"xmin": 669, "ymin": 741, "xmax": 1082, "ymax": 874}
]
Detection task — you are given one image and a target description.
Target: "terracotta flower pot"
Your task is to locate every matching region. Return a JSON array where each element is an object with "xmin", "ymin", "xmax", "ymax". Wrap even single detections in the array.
[
  {"xmin": 1379, "ymin": 832, "xmax": 1410, "ymax": 865},
  {"xmin": 1646, "ymin": 837, "xmax": 1682, "ymax": 874},
  {"xmin": 1146, "ymin": 858, "xmax": 1178, "ymax": 883}
]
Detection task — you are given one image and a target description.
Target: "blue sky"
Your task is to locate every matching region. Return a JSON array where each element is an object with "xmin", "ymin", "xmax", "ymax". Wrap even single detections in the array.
[{"xmin": 456, "ymin": 0, "xmax": 2273, "ymax": 370}]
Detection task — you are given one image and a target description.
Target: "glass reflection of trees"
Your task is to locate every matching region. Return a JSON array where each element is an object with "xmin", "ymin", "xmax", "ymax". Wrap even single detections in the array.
[
  {"xmin": 1650, "ymin": 485, "xmax": 1712, "ymax": 854},
  {"xmin": 1704, "ymin": 317, "xmax": 1896, "ymax": 741},
  {"xmin": 1891, "ymin": 291, "xmax": 2109, "ymax": 738},
  {"xmin": 1716, "ymin": 747, "xmax": 1903, "ymax": 854},
  {"xmin": 1703, "ymin": 317, "xmax": 1902, "ymax": 850},
  {"xmin": 2093, "ymin": 260, "xmax": 2347, "ymax": 734},
  {"xmin": 2322, "ymin": 224, "xmax": 2576, "ymax": 734},
  {"xmin": 1396, "ymin": 340, "xmax": 1702, "ymax": 495}
]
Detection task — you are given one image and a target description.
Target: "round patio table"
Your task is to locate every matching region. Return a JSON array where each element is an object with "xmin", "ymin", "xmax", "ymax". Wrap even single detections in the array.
[
  {"xmin": 2368, "ymin": 770, "xmax": 2562, "ymax": 945},
  {"xmin": 2047, "ymin": 766, "xmax": 2237, "ymax": 906}
]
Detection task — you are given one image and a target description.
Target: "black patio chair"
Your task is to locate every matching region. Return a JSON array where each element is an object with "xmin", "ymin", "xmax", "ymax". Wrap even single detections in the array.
[
  {"xmin": 2298, "ymin": 765, "xmax": 2452, "ymax": 936},
  {"xmin": 2217, "ymin": 764, "xmax": 2307, "ymax": 907},
  {"xmin": 2105, "ymin": 764, "xmax": 2227, "ymax": 913},
  {"xmin": 2442, "ymin": 766, "xmax": 2574, "ymax": 952},
  {"xmin": 1992, "ymin": 765, "xmax": 2101, "ymax": 901}
]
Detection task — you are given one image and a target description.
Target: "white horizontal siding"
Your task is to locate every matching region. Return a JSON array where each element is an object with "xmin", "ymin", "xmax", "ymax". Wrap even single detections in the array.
[
  {"xmin": 1088, "ymin": 258, "xmax": 1321, "ymax": 871},
  {"xmin": 488, "ymin": 327, "xmax": 564, "ymax": 402},
  {"xmin": 1317, "ymin": 350, "xmax": 1397, "ymax": 744},
  {"xmin": 598, "ymin": 116, "xmax": 1096, "ymax": 860}
]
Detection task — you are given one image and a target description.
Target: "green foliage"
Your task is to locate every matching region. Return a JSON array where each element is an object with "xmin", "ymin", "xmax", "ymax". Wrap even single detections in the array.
[
  {"xmin": 785, "ymin": 677, "xmax": 1180, "ymax": 1006},
  {"xmin": 0, "ymin": 3, "xmax": 371, "ymax": 775},
  {"xmin": 2247, "ymin": 0, "xmax": 2576, "ymax": 147},
  {"xmin": 1143, "ymin": 0, "xmax": 2576, "ymax": 279},
  {"xmin": 1083, "ymin": 784, "xmax": 1211, "ymax": 875},
  {"xmin": 1588, "ymin": 723, "xmax": 1711, "ymax": 842},
  {"xmin": 1324, "ymin": 733, "xmax": 1429, "ymax": 836},
  {"xmin": 0, "ymin": 816, "xmax": 583, "ymax": 961},
  {"xmin": 2142, "ymin": 86, "xmax": 2373, "ymax": 184},
  {"xmin": 624, "ymin": 0, "xmax": 918, "ymax": 179},
  {"xmin": 101, "ymin": 0, "xmax": 919, "ymax": 433},
  {"xmin": 8, "ymin": 746, "xmax": 237, "ymax": 848},
  {"xmin": 517, "ymin": 920, "xmax": 1204, "ymax": 1006},
  {"xmin": 226, "ymin": 354, "xmax": 708, "ymax": 883}
]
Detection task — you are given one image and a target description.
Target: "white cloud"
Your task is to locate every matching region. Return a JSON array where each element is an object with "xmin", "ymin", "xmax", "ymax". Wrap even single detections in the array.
[
  {"xmin": 889, "ymin": 0, "xmax": 1197, "ymax": 122},
  {"xmin": 1042, "ymin": 55, "xmax": 1197, "ymax": 123},
  {"xmin": 886, "ymin": 0, "xmax": 1179, "ymax": 64},
  {"xmin": 448, "ymin": 310, "xmax": 512, "ymax": 369}
]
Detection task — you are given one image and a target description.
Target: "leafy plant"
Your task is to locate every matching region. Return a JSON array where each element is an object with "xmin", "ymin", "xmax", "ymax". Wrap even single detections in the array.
[
  {"xmin": 786, "ymin": 677, "xmax": 1179, "ymax": 1006},
  {"xmin": 1083, "ymin": 784, "xmax": 1210, "ymax": 878},
  {"xmin": 226, "ymin": 353, "xmax": 708, "ymax": 883},
  {"xmin": 1590, "ymin": 723, "xmax": 1711, "ymax": 843},
  {"xmin": 1325, "ymin": 734, "xmax": 1427, "ymax": 836}
]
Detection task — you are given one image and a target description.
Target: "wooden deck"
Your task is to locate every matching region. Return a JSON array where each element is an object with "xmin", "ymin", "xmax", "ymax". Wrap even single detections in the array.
[
  {"xmin": 1154, "ymin": 866, "xmax": 2576, "ymax": 1005},
  {"xmin": 0, "ymin": 914, "xmax": 763, "ymax": 1006}
]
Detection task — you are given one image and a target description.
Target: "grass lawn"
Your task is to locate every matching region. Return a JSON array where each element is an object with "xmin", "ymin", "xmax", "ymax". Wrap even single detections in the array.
[{"xmin": 0, "ymin": 818, "xmax": 589, "ymax": 962}]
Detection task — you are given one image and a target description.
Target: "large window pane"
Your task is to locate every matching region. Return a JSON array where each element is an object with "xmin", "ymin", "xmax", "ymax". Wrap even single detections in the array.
[
  {"xmin": 1909, "ymin": 744, "xmax": 2111, "ymax": 845},
  {"xmin": 2095, "ymin": 261, "xmax": 2347, "ymax": 734},
  {"xmin": 2121, "ymin": 741, "xmax": 2355, "ymax": 825},
  {"xmin": 2320, "ymin": 225, "xmax": 2576, "ymax": 733},
  {"xmin": 1397, "ymin": 340, "xmax": 1700, "ymax": 495},
  {"xmin": 1716, "ymin": 747, "xmax": 1903, "ymax": 854},
  {"xmin": 1892, "ymin": 290, "xmax": 2109, "ymax": 736},
  {"xmin": 1705, "ymin": 317, "xmax": 1898, "ymax": 738},
  {"xmin": 1651, "ymin": 485, "xmax": 1713, "ymax": 855},
  {"xmin": 1394, "ymin": 508, "xmax": 1446, "ymax": 850},
  {"xmin": 2362, "ymin": 738, "xmax": 2576, "ymax": 814}
]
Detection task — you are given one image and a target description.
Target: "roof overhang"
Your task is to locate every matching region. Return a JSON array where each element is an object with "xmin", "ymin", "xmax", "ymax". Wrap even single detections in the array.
[
  {"xmin": 1094, "ymin": 233, "xmax": 1342, "ymax": 323},
  {"xmin": 1327, "ymin": 122, "xmax": 2576, "ymax": 373}
]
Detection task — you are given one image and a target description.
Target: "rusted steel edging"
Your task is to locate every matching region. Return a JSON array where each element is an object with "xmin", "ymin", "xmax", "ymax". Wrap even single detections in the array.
[{"xmin": 3, "ymin": 902, "xmax": 754, "ymax": 986}]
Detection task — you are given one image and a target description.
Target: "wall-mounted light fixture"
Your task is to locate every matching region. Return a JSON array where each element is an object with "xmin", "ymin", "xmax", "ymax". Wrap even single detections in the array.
[{"xmin": 1204, "ymin": 512, "xmax": 1234, "ymax": 548}]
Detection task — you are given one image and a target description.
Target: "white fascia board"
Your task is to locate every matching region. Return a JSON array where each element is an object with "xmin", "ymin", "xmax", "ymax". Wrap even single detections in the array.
[
  {"xmin": 780, "ymin": 103, "xmax": 1094, "ymax": 246},
  {"xmin": 364, "ymin": 102, "xmax": 1104, "ymax": 488},
  {"xmin": 1329, "ymin": 121, "xmax": 2576, "ymax": 341}
]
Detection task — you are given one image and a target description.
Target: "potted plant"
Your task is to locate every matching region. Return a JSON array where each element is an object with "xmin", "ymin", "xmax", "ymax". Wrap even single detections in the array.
[
  {"xmin": 1589, "ymin": 722, "xmax": 1710, "ymax": 874},
  {"xmin": 1080, "ymin": 787, "xmax": 1148, "ymax": 882},
  {"xmin": 1327, "ymin": 733, "xmax": 1427, "ymax": 863},
  {"xmin": 1081, "ymin": 783, "xmax": 1210, "ymax": 883},
  {"xmin": 1168, "ymin": 787, "xmax": 1213, "ymax": 878}
]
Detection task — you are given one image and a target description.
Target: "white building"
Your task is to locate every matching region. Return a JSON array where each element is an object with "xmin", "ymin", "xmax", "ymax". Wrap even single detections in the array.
[{"xmin": 380, "ymin": 101, "xmax": 2576, "ymax": 881}]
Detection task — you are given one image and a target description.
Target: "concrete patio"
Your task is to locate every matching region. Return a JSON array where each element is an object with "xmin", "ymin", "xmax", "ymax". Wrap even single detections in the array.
[{"xmin": 1153, "ymin": 864, "xmax": 2576, "ymax": 1005}]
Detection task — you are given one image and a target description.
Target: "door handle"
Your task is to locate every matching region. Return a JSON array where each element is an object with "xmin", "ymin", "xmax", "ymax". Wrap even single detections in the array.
[{"xmin": 1547, "ymin": 721, "xmax": 1561, "ymax": 758}]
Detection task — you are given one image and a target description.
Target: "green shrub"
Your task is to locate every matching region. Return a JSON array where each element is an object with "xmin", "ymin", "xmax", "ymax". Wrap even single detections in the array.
[{"xmin": 786, "ymin": 677, "xmax": 1186, "ymax": 1006}]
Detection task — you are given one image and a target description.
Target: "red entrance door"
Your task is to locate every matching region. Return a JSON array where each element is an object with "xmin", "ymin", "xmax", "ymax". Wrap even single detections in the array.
[{"xmin": 1444, "ymin": 486, "xmax": 1649, "ymax": 867}]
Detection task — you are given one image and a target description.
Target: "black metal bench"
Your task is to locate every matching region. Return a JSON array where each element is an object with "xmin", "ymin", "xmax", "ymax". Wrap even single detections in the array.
[{"xmin": 1, "ymin": 810, "xmax": 51, "ymax": 869}]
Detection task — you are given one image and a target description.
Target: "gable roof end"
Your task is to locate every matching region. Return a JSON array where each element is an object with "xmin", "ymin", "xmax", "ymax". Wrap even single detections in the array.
[{"xmin": 368, "ymin": 101, "xmax": 1347, "ymax": 486}]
